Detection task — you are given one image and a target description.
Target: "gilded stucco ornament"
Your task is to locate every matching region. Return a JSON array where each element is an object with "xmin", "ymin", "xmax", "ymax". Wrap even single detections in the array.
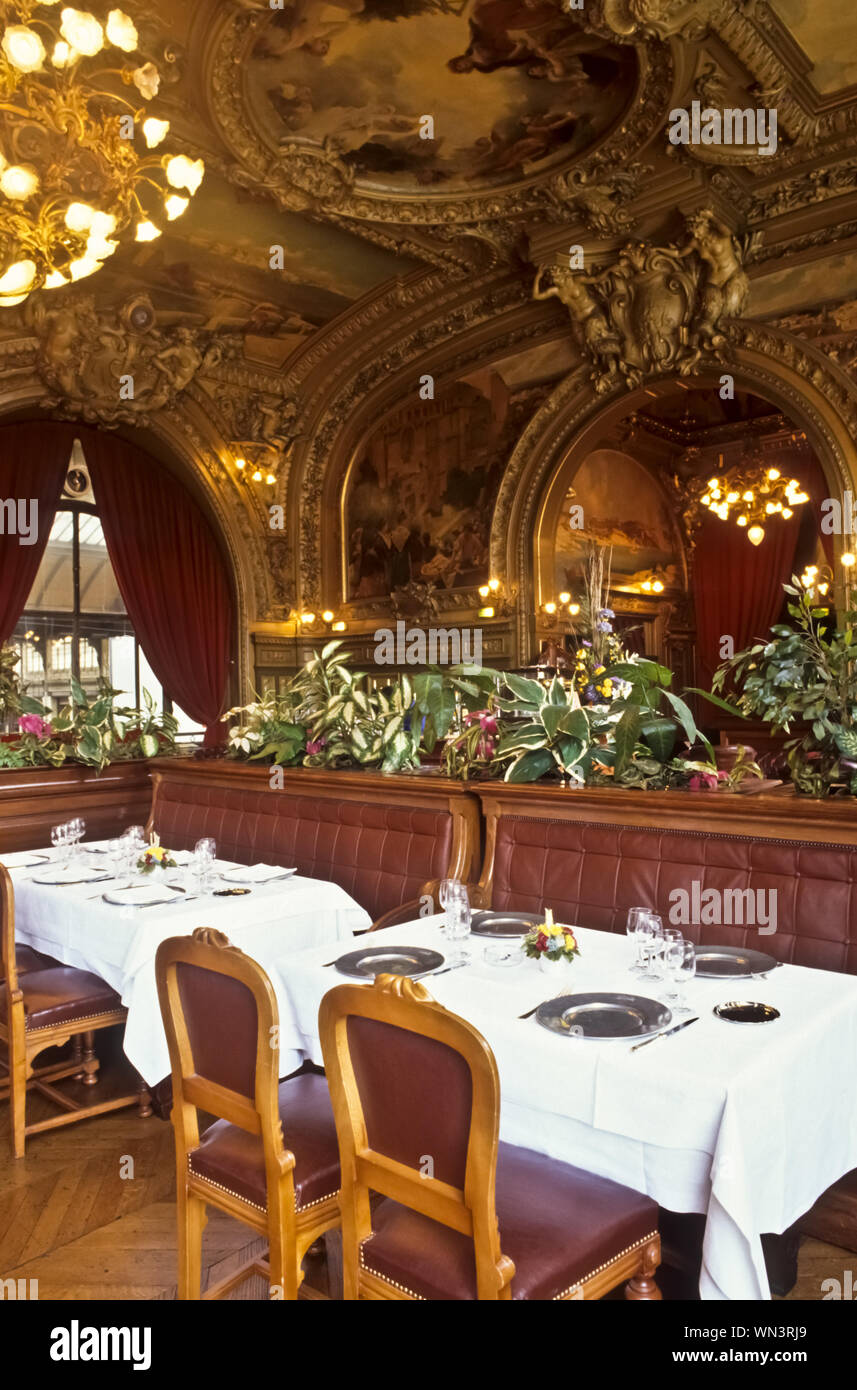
[
  {"xmin": 533, "ymin": 211, "xmax": 753, "ymax": 392},
  {"xmin": 24, "ymin": 294, "xmax": 221, "ymax": 427}
]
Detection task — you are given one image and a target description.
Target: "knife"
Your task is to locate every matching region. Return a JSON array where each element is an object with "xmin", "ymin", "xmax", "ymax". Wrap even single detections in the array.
[{"xmin": 630, "ymin": 1016, "xmax": 699, "ymax": 1052}]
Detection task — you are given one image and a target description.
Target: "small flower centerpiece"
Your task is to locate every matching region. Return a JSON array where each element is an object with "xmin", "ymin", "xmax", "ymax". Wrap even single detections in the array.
[
  {"xmin": 137, "ymin": 834, "xmax": 177, "ymax": 875},
  {"xmin": 522, "ymin": 908, "xmax": 581, "ymax": 972}
]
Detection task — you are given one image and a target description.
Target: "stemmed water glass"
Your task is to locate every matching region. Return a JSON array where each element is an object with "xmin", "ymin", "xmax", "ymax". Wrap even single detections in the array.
[
  {"xmin": 437, "ymin": 877, "xmax": 461, "ymax": 932},
  {"xmin": 68, "ymin": 817, "xmax": 85, "ymax": 861},
  {"xmin": 669, "ymin": 941, "xmax": 697, "ymax": 1015},
  {"xmin": 193, "ymin": 837, "xmax": 217, "ymax": 894},
  {"xmin": 50, "ymin": 822, "xmax": 70, "ymax": 868},
  {"xmin": 626, "ymin": 906, "xmax": 653, "ymax": 974},
  {"xmin": 637, "ymin": 912, "xmax": 664, "ymax": 980},
  {"xmin": 444, "ymin": 881, "xmax": 471, "ymax": 967}
]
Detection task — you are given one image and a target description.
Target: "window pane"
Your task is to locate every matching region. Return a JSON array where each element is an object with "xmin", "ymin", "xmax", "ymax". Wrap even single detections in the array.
[{"xmin": 172, "ymin": 703, "xmax": 205, "ymax": 739}]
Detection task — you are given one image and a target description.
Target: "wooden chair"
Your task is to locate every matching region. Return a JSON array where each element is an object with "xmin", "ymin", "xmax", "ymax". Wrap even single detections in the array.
[
  {"xmin": 319, "ymin": 974, "xmax": 662, "ymax": 1301},
  {"xmin": 0, "ymin": 863, "xmax": 139, "ymax": 1157},
  {"xmin": 155, "ymin": 927, "xmax": 341, "ymax": 1300}
]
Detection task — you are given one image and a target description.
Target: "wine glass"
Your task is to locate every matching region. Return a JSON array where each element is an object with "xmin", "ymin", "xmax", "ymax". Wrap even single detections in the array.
[
  {"xmin": 445, "ymin": 884, "xmax": 472, "ymax": 968},
  {"xmin": 626, "ymin": 906, "xmax": 652, "ymax": 974},
  {"xmin": 671, "ymin": 942, "xmax": 697, "ymax": 1015},
  {"xmin": 193, "ymin": 837, "xmax": 217, "ymax": 894},
  {"xmin": 638, "ymin": 912, "xmax": 664, "ymax": 980},
  {"xmin": 662, "ymin": 930, "xmax": 685, "ymax": 1000},
  {"xmin": 50, "ymin": 822, "xmax": 70, "ymax": 868},
  {"xmin": 437, "ymin": 877, "xmax": 462, "ymax": 931},
  {"xmin": 68, "ymin": 816, "xmax": 86, "ymax": 861},
  {"xmin": 123, "ymin": 825, "xmax": 146, "ymax": 850}
]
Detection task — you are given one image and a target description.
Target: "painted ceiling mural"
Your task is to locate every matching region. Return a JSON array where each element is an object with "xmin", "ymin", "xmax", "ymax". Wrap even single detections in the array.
[{"xmin": 245, "ymin": 0, "xmax": 635, "ymax": 190}]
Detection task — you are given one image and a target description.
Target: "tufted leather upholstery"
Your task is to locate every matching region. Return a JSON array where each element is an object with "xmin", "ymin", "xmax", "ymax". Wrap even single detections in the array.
[
  {"xmin": 0, "ymin": 966, "xmax": 122, "ymax": 1030},
  {"xmin": 362, "ymin": 1142, "xmax": 658, "ymax": 1301},
  {"xmin": 153, "ymin": 780, "xmax": 453, "ymax": 923},
  {"xmin": 490, "ymin": 816, "xmax": 857, "ymax": 974},
  {"xmin": 188, "ymin": 1072, "xmax": 340, "ymax": 1213}
]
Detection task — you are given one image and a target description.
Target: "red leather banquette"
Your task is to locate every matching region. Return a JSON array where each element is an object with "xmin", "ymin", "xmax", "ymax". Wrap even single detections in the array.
[{"xmin": 147, "ymin": 760, "xmax": 480, "ymax": 930}]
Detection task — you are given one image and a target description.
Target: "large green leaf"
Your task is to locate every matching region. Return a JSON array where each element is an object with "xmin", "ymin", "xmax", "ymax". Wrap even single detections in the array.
[
  {"xmin": 503, "ymin": 673, "xmax": 545, "ymax": 707},
  {"xmin": 540, "ymin": 703, "xmax": 566, "ymax": 740},
  {"xmin": 321, "ymin": 639, "xmax": 345, "ymax": 662},
  {"xmin": 503, "ymin": 747, "xmax": 555, "ymax": 783},
  {"xmin": 496, "ymin": 723, "xmax": 546, "ymax": 754},
  {"xmin": 138, "ymin": 732, "xmax": 160, "ymax": 759},
  {"xmin": 69, "ymin": 676, "xmax": 87, "ymax": 708},
  {"xmin": 685, "ymin": 687, "xmax": 745, "ymax": 718},
  {"xmin": 601, "ymin": 659, "xmax": 672, "ymax": 687},
  {"xmin": 558, "ymin": 706, "xmax": 590, "ymax": 740},
  {"xmin": 426, "ymin": 682, "xmax": 457, "ymax": 739},
  {"xmin": 19, "ymin": 694, "xmax": 47, "ymax": 715},
  {"xmin": 612, "ymin": 707, "xmax": 642, "ymax": 776},
  {"xmin": 660, "ymin": 689, "xmax": 699, "ymax": 746},
  {"xmin": 639, "ymin": 716, "xmax": 678, "ymax": 763},
  {"xmin": 554, "ymin": 735, "xmax": 584, "ymax": 769},
  {"xmin": 834, "ymin": 726, "xmax": 857, "ymax": 758},
  {"xmin": 547, "ymin": 675, "xmax": 566, "ymax": 705}
]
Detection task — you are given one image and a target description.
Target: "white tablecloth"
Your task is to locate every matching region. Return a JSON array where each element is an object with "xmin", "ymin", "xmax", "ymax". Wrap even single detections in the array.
[
  {"xmin": 270, "ymin": 915, "xmax": 857, "ymax": 1302},
  {"xmin": 10, "ymin": 854, "xmax": 370, "ymax": 1085}
]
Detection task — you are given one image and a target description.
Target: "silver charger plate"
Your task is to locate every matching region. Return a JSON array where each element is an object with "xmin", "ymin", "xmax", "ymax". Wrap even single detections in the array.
[
  {"xmin": 333, "ymin": 945, "xmax": 444, "ymax": 980},
  {"xmin": 714, "ymin": 1000, "xmax": 780, "ymax": 1024},
  {"xmin": 537, "ymin": 992, "xmax": 671, "ymax": 1041},
  {"xmin": 470, "ymin": 910, "xmax": 540, "ymax": 938},
  {"xmin": 31, "ymin": 867, "xmax": 111, "ymax": 886},
  {"xmin": 695, "ymin": 945, "xmax": 778, "ymax": 978}
]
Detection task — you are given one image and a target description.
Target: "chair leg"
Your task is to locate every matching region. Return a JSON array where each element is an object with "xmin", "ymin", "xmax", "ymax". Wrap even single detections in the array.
[
  {"xmin": 625, "ymin": 1237, "xmax": 662, "ymax": 1300},
  {"xmin": 80, "ymin": 1030, "xmax": 99, "ymax": 1086},
  {"xmin": 177, "ymin": 1188, "xmax": 207, "ymax": 1300},
  {"xmin": 11, "ymin": 1060, "xmax": 26, "ymax": 1158}
]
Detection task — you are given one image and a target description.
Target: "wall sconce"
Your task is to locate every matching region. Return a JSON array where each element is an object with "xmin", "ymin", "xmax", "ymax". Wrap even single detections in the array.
[
  {"xmin": 478, "ymin": 577, "xmax": 502, "ymax": 600},
  {"xmin": 299, "ymin": 609, "xmax": 346, "ymax": 632},
  {"xmin": 234, "ymin": 454, "xmax": 277, "ymax": 486},
  {"xmin": 640, "ymin": 571, "xmax": 665, "ymax": 594}
]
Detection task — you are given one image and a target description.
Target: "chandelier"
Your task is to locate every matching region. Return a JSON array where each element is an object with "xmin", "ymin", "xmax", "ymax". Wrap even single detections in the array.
[
  {"xmin": 0, "ymin": 1, "xmax": 204, "ymax": 305},
  {"xmin": 699, "ymin": 465, "xmax": 809, "ymax": 546}
]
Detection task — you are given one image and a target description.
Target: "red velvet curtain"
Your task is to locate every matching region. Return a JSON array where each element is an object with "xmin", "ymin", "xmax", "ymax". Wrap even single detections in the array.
[
  {"xmin": 0, "ymin": 421, "xmax": 74, "ymax": 642},
  {"xmin": 81, "ymin": 430, "xmax": 232, "ymax": 743},
  {"xmin": 694, "ymin": 511, "xmax": 801, "ymax": 688}
]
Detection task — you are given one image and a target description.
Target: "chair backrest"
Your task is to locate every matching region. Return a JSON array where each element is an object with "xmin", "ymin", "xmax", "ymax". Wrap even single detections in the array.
[
  {"xmin": 318, "ymin": 974, "xmax": 513, "ymax": 1298},
  {"xmin": 155, "ymin": 928, "xmax": 289, "ymax": 1186},
  {"xmin": 0, "ymin": 864, "xmax": 17, "ymax": 992}
]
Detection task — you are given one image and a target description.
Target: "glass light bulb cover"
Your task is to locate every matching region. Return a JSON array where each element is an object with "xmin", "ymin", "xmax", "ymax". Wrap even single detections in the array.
[
  {"xmin": 106, "ymin": 9, "xmax": 138, "ymax": 52},
  {"xmin": 142, "ymin": 117, "xmax": 170, "ymax": 149},
  {"xmin": 64, "ymin": 201, "xmax": 96, "ymax": 232},
  {"xmin": 165, "ymin": 155, "xmax": 204, "ymax": 194},
  {"xmin": 0, "ymin": 259, "xmax": 37, "ymax": 295},
  {"xmin": 135, "ymin": 220, "xmax": 161, "ymax": 241},
  {"xmin": 132, "ymin": 62, "xmax": 160, "ymax": 99},
  {"xmin": 60, "ymin": 9, "xmax": 105, "ymax": 57},
  {"xmin": 164, "ymin": 194, "xmax": 189, "ymax": 220},
  {"xmin": 0, "ymin": 165, "xmax": 39, "ymax": 200},
  {"xmin": 2, "ymin": 25, "xmax": 46, "ymax": 72}
]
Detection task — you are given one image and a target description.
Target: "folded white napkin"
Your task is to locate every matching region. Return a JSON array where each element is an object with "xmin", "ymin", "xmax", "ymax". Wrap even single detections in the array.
[
  {"xmin": 2, "ymin": 850, "xmax": 50, "ymax": 870},
  {"xmin": 220, "ymin": 863, "xmax": 296, "ymax": 884},
  {"xmin": 170, "ymin": 849, "xmax": 195, "ymax": 865},
  {"xmin": 82, "ymin": 839, "xmax": 116, "ymax": 853}
]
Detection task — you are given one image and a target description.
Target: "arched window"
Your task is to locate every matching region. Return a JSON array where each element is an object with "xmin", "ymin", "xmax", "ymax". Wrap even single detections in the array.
[{"xmin": 11, "ymin": 439, "xmax": 203, "ymax": 741}]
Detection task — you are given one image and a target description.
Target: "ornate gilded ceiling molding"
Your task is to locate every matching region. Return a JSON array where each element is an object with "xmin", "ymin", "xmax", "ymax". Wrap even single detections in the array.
[
  {"xmin": 533, "ymin": 210, "xmax": 754, "ymax": 393},
  {"xmin": 201, "ymin": 4, "xmax": 673, "ymax": 230},
  {"xmin": 18, "ymin": 292, "xmax": 223, "ymax": 429}
]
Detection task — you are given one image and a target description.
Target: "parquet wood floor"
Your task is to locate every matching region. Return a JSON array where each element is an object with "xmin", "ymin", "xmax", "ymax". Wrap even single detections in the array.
[{"xmin": 1, "ymin": 1033, "xmax": 852, "ymax": 1301}]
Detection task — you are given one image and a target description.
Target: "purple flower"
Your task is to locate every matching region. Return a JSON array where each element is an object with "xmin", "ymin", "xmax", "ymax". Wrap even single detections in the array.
[
  {"xmin": 18, "ymin": 713, "xmax": 51, "ymax": 737},
  {"xmin": 596, "ymin": 620, "xmax": 613, "ymax": 634},
  {"xmin": 305, "ymin": 736, "xmax": 326, "ymax": 755},
  {"xmin": 599, "ymin": 608, "xmax": 615, "ymax": 619}
]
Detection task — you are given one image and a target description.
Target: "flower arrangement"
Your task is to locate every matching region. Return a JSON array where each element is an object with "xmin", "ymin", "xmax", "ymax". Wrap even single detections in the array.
[
  {"xmin": 522, "ymin": 909, "xmax": 581, "ymax": 965},
  {"xmin": 136, "ymin": 844, "xmax": 177, "ymax": 874}
]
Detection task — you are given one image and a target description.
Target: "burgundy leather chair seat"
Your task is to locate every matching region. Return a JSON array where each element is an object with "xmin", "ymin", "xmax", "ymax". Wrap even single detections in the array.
[
  {"xmin": 188, "ymin": 1072, "xmax": 340, "ymax": 1212},
  {"xmin": 1, "ymin": 944, "xmax": 59, "ymax": 980},
  {"xmin": 0, "ymin": 966, "xmax": 122, "ymax": 1030},
  {"xmin": 361, "ymin": 1141, "xmax": 658, "ymax": 1300}
]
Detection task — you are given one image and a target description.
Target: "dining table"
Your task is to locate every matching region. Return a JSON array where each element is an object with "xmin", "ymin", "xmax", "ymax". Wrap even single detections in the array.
[
  {"xmin": 7, "ymin": 844, "xmax": 371, "ymax": 1087},
  {"xmin": 269, "ymin": 912, "xmax": 857, "ymax": 1303}
]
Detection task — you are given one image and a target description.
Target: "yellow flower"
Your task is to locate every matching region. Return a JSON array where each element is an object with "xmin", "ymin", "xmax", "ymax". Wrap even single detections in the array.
[{"xmin": 146, "ymin": 845, "xmax": 167, "ymax": 861}]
